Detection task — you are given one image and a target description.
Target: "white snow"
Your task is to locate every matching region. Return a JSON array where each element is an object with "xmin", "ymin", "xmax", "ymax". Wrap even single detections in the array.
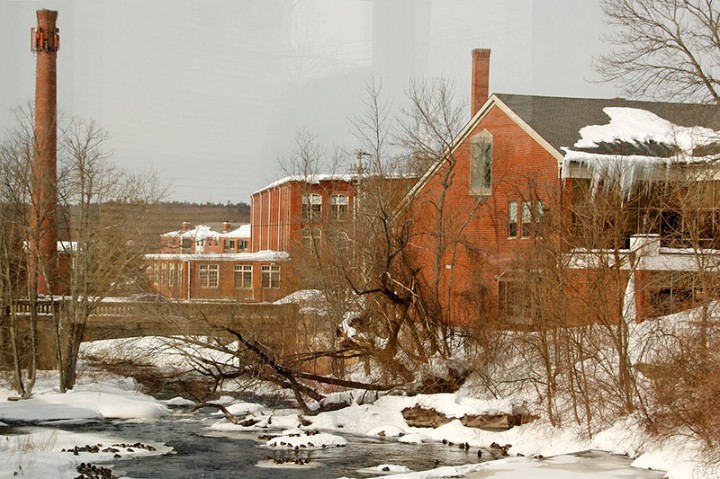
[
  {"xmin": 562, "ymin": 107, "xmax": 720, "ymax": 194},
  {"xmin": 144, "ymin": 250, "xmax": 289, "ymax": 262},
  {"xmin": 253, "ymin": 174, "xmax": 355, "ymax": 195},
  {"xmin": 0, "ymin": 375, "xmax": 171, "ymax": 479},
  {"xmin": 161, "ymin": 224, "xmax": 220, "ymax": 240},
  {"xmin": 4, "ymin": 301, "xmax": 715, "ymax": 479}
]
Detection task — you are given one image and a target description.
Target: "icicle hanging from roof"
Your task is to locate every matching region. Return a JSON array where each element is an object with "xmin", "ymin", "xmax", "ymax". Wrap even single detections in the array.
[{"xmin": 561, "ymin": 107, "xmax": 720, "ymax": 195}]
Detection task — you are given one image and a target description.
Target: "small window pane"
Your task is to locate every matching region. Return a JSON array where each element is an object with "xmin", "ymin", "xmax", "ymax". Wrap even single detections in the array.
[
  {"xmin": 522, "ymin": 201, "xmax": 531, "ymax": 238},
  {"xmin": 508, "ymin": 201, "xmax": 518, "ymax": 238}
]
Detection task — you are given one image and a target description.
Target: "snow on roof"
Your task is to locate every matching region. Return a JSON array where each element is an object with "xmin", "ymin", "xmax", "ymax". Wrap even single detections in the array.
[
  {"xmin": 273, "ymin": 289, "xmax": 324, "ymax": 305},
  {"xmin": 145, "ymin": 250, "xmax": 288, "ymax": 262},
  {"xmin": 253, "ymin": 174, "xmax": 355, "ymax": 195},
  {"xmin": 562, "ymin": 107, "xmax": 720, "ymax": 193},
  {"xmin": 162, "ymin": 224, "xmax": 220, "ymax": 240},
  {"xmin": 219, "ymin": 223, "xmax": 250, "ymax": 238}
]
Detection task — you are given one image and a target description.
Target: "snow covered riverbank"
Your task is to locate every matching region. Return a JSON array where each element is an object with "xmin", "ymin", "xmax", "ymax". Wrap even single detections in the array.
[{"xmin": 0, "ymin": 370, "xmax": 709, "ymax": 478}]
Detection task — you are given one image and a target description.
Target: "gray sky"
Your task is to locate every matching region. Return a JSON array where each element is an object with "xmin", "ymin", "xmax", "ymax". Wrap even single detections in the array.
[{"xmin": 0, "ymin": 0, "xmax": 618, "ymax": 203}]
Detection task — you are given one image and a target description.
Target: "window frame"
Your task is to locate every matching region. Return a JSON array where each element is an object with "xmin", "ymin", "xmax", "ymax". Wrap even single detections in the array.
[
  {"xmin": 234, "ymin": 264, "xmax": 253, "ymax": 289},
  {"xmin": 301, "ymin": 227, "xmax": 322, "ymax": 247},
  {"xmin": 330, "ymin": 194, "xmax": 350, "ymax": 221},
  {"xmin": 521, "ymin": 201, "xmax": 532, "ymax": 238},
  {"xmin": 199, "ymin": 263, "xmax": 219, "ymax": 288},
  {"xmin": 470, "ymin": 129, "xmax": 493, "ymax": 196},
  {"xmin": 302, "ymin": 193, "xmax": 323, "ymax": 221},
  {"xmin": 508, "ymin": 201, "xmax": 518, "ymax": 238},
  {"xmin": 261, "ymin": 265, "xmax": 280, "ymax": 289}
]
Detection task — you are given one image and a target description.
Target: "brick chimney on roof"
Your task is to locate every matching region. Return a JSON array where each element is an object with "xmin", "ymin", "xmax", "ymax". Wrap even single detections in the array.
[
  {"xmin": 181, "ymin": 222, "xmax": 192, "ymax": 232},
  {"xmin": 30, "ymin": 9, "xmax": 60, "ymax": 295},
  {"xmin": 471, "ymin": 48, "xmax": 491, "ymax": 117},
  {"xmin": 223, "ymin": 221, "xmax": 231, "ymax": 233}
]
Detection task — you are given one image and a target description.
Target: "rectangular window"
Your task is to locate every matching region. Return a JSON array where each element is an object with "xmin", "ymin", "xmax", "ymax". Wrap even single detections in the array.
[
  {"xmin": 302, "ymin": 194, "xmax": 322, "ymax": 221},
  {"xmin": 153, "ymin": 264, "xmax": 159, "ymax": 284},
  {"xmin": 178, "ymin": 263, "xmax": 183, "ymax": 286},
  {"xmin": 169, "ymin": 264, "xmax": 175, "ymax": 287},
  {"xmin": 224, "ymin": 239, "xmax": 235, "ymax": 252},
  {"xmin": 301, "ymin": 227, "xmax": 322, "ymax": 247},
  {"xmin": 330, "ymin": 230, "xmax": 350, "ymax": 249},
  {"xmin": 330, "ymin": 194, "xmax": 349, "ymax": 221},
  {"xmin": 181, "ymin": 238, "xmax": 192, "ymax": 253},
  {"xmin": 508, "ymin": 201, "xmax": 518, "ymax": 238},
  {"xmin": 239, "ymin": 240, "xmax": 248, "ymax": 251},
  {"xmin": 261, "ymin": 265, "xmax": 280, "ymax": 289},
  {"xmin": 161, "ymin": 263, "xmax": 167, "ymax": 286},
  {"xmin": 498, "ymin": 279, "xmax": 532, "ymax": 321},
  {"xmin": 470, "ymin": 130, "xmax": 493, "ymax": 195},
  {"xmin": 199, "ymin": 264, "xmax": 219, "ymax": 288},
  {"xmin": 535, "ymin": 200, "xmax": 545, "ymax": 236},
  {"xmin": 522, "ymin": 201, "xmax": 532, "ymax": 238},
  {"xmin": 234, "ymin": 265, "xmax": 252, "ymax": 289}
]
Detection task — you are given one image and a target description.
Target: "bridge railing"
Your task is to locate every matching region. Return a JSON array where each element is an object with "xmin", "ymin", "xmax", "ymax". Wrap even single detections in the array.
[{"xmin": 9, "ymin": 298, "xmax": 298, "ymax": 322}]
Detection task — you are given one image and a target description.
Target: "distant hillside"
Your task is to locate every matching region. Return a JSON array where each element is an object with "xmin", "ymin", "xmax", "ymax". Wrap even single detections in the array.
[
  {"xmin": 59, "ymin": 201, "xmax": 251, "ymax": 253},
  {"xmin": 140, "ymin": 201, "xmax": 251, "ymax": 251}
]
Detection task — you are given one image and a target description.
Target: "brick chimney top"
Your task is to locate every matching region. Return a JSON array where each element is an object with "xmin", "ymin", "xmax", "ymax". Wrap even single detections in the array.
[
  {"xmin": 181, "ymin": 221, "xmax": 192, "ymax": 232},
  {"xmin": 33, "ymin": 10, "xmax": 59, "ymax": 53},
  {"xmin": 471, "ymin": 48, "xmax": 491, "ymax": 117},
  {"xmin": 223, "ymin": 221, "xmax": 231, "ymax": 233}
]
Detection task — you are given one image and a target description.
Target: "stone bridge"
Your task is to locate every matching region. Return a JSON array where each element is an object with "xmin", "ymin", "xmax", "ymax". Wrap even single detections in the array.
[{"xmin": 2, "ymin": 299, "xmax": 300, "ymax": 369}]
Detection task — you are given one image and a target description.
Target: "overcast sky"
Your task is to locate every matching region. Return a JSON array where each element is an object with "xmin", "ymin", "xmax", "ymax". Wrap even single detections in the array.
[{"xmin": 0, "ymin": 0, "xmax": 618, "ymax": 203}]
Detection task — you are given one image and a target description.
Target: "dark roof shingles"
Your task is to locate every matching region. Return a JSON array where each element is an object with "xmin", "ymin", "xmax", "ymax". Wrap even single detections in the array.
[{"xmin": 495, "ymin": 94, "xmax": 720, "ymax": 153}]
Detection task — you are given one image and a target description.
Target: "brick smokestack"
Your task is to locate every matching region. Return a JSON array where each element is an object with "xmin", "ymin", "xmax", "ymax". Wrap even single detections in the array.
[
  {"xmin": 471, "ymin": 48, "xmax": 491, "ymax": 117},
  {"xmin": 30, "ymin": 9, "xmax": 59, "ymax": 295}
]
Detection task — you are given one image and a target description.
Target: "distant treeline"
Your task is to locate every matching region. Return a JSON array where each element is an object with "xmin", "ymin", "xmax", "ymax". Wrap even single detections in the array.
[{"xmin": 60, "ymin": 201, "xmax": 251, "ymax": 252}]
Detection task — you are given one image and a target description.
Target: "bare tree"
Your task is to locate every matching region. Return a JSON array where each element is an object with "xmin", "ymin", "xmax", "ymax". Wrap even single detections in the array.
[
  {"xmin": 54, "ymin": 117, "xmax": 166, "ymax": 391},
  {"xmin": 596, "ymin": 0, "xmax": 720, "ymax": 103},
  {"xmin": 0, "ymin": 108, "xmax": 166, "ymax": 395},
  {"xmin": 0, "ymin": 105, "xmax": 40, "ymax": 397}
]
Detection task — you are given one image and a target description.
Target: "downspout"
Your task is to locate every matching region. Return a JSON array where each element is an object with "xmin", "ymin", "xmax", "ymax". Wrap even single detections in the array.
[
  {"xmin": 266, "ymin": 190, "xmax": 271, "ymax": 250},
  {"xmin": 186, "ymin": 259, "xmax": 191, "ymax": 301},
  {"xmin": 277, "ymin": 187, "xmax": 282, "ymax": 251}
]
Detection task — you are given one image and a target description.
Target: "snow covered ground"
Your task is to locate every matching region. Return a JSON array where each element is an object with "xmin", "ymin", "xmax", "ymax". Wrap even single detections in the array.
[
  {"xmin": 0, "ymin": 374, "xmax": 172, "ymax": 479},
  {"xmin": 0, "ymin": 370, "xmax": 708, "ymax": 478},
  {"xmin": 2, "ymin": 303, "xmax": 719, "ymax": 478}
]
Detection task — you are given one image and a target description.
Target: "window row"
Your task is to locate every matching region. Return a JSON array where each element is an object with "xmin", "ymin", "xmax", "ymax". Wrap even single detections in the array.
[
  {"xmin": 302, "ymin": 194, "xmax": 351, "ymax": 221},
  {"xmin": 151, "ymin": 263, "xmax": 280, "ymax": 289},
  {"xmin": 152, "ymin": 263, "xmax": 184, "ymax": 287},
  {"xmin": 300, "ymin": 227, "xmax": 351, "ymax": 249},
  {"xmin": 223, "ymin": 239, "xmax": 249, "ymax": 252},
  {"xmin": 508, "ymin": 200, "xmax": 544, "ymax": 239}
]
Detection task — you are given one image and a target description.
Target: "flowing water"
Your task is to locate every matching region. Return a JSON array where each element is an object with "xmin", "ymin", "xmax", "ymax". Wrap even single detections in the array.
[
  {"xmin": 62, "ymin": 409, "xmax": 489, "ymax": 478},
  {"xmin": 5, "ymin": 407, "xmax": 668, "ymax": 479}
]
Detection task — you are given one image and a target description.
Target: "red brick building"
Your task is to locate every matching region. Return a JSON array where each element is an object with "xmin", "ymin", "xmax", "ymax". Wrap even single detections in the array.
[
  {"xmin": 250, "ymin": 175, "xmax": 357, "ymax": 253},
  {"xmin": 404, "ymin": 49, "xmax": 720, "ymax": 325},
  {"xmin": 146, "ymin": 249, "xmax": 288, "ymax": 302},
  {"xmin": 160, "ymin": 222, "xmax": 250, "ymax": 254}
]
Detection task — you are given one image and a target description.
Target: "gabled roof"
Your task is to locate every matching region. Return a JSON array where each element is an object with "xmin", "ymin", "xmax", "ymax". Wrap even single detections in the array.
[
  {"xmin": 495, "ymin": 93, "xmax": 720, "ymax": 154},
  {"xmin": 398, "ymin": 93, "xmax": 720, "ymax": 210}
]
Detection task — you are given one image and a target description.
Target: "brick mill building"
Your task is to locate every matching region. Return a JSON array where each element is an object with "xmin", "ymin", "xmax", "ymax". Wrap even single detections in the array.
[
  {"xmin": 250, "ymin": 175, "xmax": 357, "ymax": 253},
  {"xmin": 403, "ymin": 49, "xmax": 720, "ymax": 325},
  {"xmin": 146, "ymin": 175, "xmax": 361, "ymax": 302},
  {"xmin": 146, "ymin": 48, "xmax": 720, "ymax": 326}
]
